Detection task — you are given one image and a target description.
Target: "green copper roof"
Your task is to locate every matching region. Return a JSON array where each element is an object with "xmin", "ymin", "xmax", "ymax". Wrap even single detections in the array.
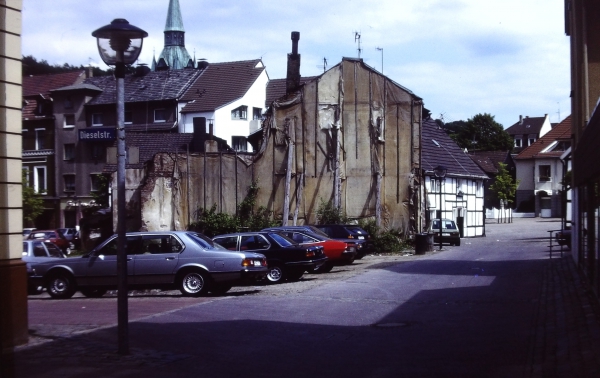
[
  {"xmin": 158, "ymin": 46, "xmax": 192, "ymax": 70},
  {"xmin": 165, "ymin": 0, "xmax": 185, "ymax": 32}
]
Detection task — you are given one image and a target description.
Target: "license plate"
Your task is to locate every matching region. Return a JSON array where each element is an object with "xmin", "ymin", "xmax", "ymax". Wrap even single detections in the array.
[
  {"xmin": 253, "ymin": 261, "xmax": 262, "ymax": 266},
  {"xmin": 358, "ymin": 236, "xmax": 365, "ymax": 239}
]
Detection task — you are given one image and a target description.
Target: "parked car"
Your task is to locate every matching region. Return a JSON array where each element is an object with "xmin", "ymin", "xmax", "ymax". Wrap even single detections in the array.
[
  {"xmin": 27, "ymin": 231, "xmax": 268, "ymax": 299},
  {"xmin": 428, "ymin": 218, "xmax": 461, "ymax": 246},
  {"xmin": 27, "ymin": 230, "xmax": 71, "ymax": 254},
  {"xmin": 22, "ymin": 240, "xmax": 66, "ymax": 294},
  {"xmin": 212, "ymin": 231, "xmax": 327, "ymax": 283},
  {"xmin": 57, "ymin": 228, "xmax": 80, "ymax": 250},
  {"xmin": 23, "ymin": 228, "xmax": 37, "ymax": 239},
  {"xmin": 261, "ymin": 226, "xmax": 357, "ymax": 272},
  {"xmin": 312, "ymin": 224, "xmax": 371, "ymax": 258}
]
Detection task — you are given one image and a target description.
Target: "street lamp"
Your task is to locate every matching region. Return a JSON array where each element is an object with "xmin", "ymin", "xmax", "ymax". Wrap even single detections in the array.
[
  {"xmin": 92, "ymin": 18, "xmax": 147, "ymax": 355},
  {"xmin": 434, "ymin": 165, "xmax": 447, "ymax": 250}
]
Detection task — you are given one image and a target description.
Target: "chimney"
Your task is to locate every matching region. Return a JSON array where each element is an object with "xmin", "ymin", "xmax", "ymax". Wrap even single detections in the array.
[
  {"xmin": 85, "ymin": 66, "xmax": 94, "ymax": 78},
  {"xmin": 286, "ymin": 31, "xmax": 301, "ymax": 94},
  {"xmin": 519, "ymin": 115, "xmax": 523, "ymax": 125}
]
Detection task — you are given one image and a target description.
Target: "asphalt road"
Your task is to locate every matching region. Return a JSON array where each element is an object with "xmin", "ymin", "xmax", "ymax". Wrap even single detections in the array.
[{"xmin": 12, "ymin": 218, "xmax": 568, "ymax": 377}]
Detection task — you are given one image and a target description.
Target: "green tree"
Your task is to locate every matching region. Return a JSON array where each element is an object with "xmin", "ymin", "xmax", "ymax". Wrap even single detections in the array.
[
  {"xmin": 488, "ymin": 162, "xmax": 519, "ymax": 207},
  {"xmin": 22, "ymin": 55, "xmax": 112, "ymax": 77},
  {"xmin": 450, "ymin": 113, "xmax": 513, "ymax": 152},
  {"xmin": 22, "ymin": 170, "xmax": 45, "ymax": 227}
]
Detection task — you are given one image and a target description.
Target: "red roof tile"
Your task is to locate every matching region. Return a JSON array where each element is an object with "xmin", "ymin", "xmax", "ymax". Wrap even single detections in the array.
[{"xmin": 515, "ymin": 116, "xmax": 572, "ymax": 160}]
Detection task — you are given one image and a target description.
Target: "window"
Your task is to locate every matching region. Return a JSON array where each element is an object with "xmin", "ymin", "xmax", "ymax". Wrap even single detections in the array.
[
  {"xmin": 232, "ymin": 136, "xmax": 248, "ymax": 152},
  {"xmin": 240, "ymin": 235, "xmax": 269, "ymax": 250},
  {"xmin": 125, "ymin": 110, "xmax": 132, "ymax": 124},
  {"xmin": 528, "ymin": 138, "xmax": 536, "ymax": 146},
  {"xmin": 253, "ymin": 107, "xmax": 262, "ymax": 120},
  {"xmin": 64, "ymin": 114, "xmax": 75, "ymax": 128},
  {"xmin": 154, "ymin": 109, "xmax": 166, "ymax": 123},
  {"xmin": 90, "ymin": 174, "xmax": 103, "ymax": 191},
  {"xmin": 92, "ymin": 113, "xmax": 103, "ymax": 126},
  {"xmin": 90, "ymin": 145, "xmax": 104, "ymax": 161},
  {"xmin": 34, "ymin": 166, "xmax": 47, "ymax": 194},
  {"xmin": 64, "ymin": 97, "xmax": 73, "ymax": 109},
  {"xmin": 64, "ymin": 175, "xmax": 75, "ymax": 192},
  {"xmin": 539, "ymin": 165, "xmax": 551, "ymax": 182},
  {"xmin": 64, "ymin": 143, "xmax": 75, "ymax": 160},
  {"xmin": 231, "ymin": 105, "xmax": 248, "ymax": 120},
  {"xmin": 514, "ymin": 138, "xmax": 522, "ymax": 148},
  {"xmin": 35, "ymin": 128, "xmax": 45, "ymax": 150}
]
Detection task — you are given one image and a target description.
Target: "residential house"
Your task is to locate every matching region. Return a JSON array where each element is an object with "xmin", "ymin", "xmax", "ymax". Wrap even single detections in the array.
[
  {"xmin": 22, "ymin": 70, "xmax": 89, "ymax": 229},
  {"xmin": 44, "ymin": 68, "xmax": 201, "ymax": 232},
  {"xmin": 136, "ymin": 33, "xmax": 425, "ymax": 234},
  {"xmin": 565, "ymin": 0, "xmax": 600, "ymax": 295},
  {"xmin": 505, "ymin": 114, "xmax": 552, "ymax": 154},
  {"xmin": 422, "ymin": 118, "xmax": 488, "ymax": 237},
  {"xmin": 513, "ymin": 116, "xmax": 571, "ymax": 217},
  {"xmin": 178, "ymin": 59, "xmax": 269, "ymax": 152},
  {"xmin": 468, "ymin": 150, "xmax": 516, "ymax": 209}
]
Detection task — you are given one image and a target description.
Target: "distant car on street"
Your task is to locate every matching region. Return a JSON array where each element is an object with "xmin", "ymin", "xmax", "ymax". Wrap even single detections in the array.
[
  {"xmin": 57, "ymin": 228, "xmax": 80, "ymax": 250},
  {"xmin": 26, "ymin": 231, "xmax": 268, "ymax": 299},
  {"xmin": 213, "ymin": 231, "xmax": 327, "ymax": 283},
  {"xmin": 428, "ymin": 218, "xmax": 461, "ymax": 246},
  {"xmin": 27, "ymin": 230, "xmax": 71, "ymax": 254}
]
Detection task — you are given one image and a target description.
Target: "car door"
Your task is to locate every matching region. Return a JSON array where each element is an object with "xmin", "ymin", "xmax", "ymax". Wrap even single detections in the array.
[
  {"xmin": 82, "ymin": 236, "xmax": 137, "ymax": 286},
  {"xmin": 132, "ymin": 234, "xmax": 181, "ymax": 285}
]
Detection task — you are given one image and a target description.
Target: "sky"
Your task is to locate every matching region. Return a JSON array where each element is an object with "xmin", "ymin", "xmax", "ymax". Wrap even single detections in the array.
[{"xmin": 22, "ymin": 0, "xmax": 571, "ymax": 128}]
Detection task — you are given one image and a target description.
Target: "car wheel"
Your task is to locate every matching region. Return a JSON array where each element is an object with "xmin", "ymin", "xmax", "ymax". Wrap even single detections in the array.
[
  {"xmin": 69, "ymin": 242, "xmax": 75, "ymax": 250},
  {"xmin": 266, "ymin": 265, "xmax": 285, "ymax": 283},
  {"xmin": 210, "ymin": 284, "xmax": 232, "ymax": 295},
  {"xmin": 80, "ymin": 288, "xmax": 107, "ymax": 298},
  {"xmin": 64, "ymin": 247, "xmax": 71, "ymax": 255},
  {"xmin": 179, "ymin": 270, "xmax": 209, "ymax": 296},
  {"xmin": 286, "ymin": 270, "xmax": 304, "ymax": 282},
  {"xmin": 46, "ymin": 272, "xmax": 76, "ymax": 299},
  {"xmin": 314, "ymin": 262, "xmax": 333, "ymax": 273},
  {"xmin": 456, "ymin": 239, "xmax": 461, "ymax": 246}
]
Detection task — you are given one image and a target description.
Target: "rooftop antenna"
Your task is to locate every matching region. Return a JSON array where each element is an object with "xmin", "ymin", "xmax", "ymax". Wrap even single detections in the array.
[
  {"xmin": 376, "ymin": 47, "xmax": 383, "ymax": 74},
  {"xmin": 354, "ymin": 31, "xmax": 362, "ymax": 58},
  {"xmin": 557, "ymin": 102, "xmax": 561, "ymax": 122},
  {"xmin": 317, "ymin": 57, "xmax": 328, "ymax": 73}
]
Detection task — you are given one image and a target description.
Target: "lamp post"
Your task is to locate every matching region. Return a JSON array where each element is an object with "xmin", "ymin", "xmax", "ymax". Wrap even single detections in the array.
[
  {"xmin": 92, "ymin": 18, "xmax": 147, "ymax": 355},
  {"xmin": 434, "ymin": 165, "xmax": 447, "ymax": 250}
]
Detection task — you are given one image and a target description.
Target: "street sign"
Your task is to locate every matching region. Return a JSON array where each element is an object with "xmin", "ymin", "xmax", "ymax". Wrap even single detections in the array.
[{"xmin": 78, "ymin": 127, "xmax": 116, "ymax": 141}]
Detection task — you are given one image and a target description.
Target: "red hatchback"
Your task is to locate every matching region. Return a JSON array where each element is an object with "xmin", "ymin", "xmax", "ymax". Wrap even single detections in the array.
[{"xmin": 27, "ymin": 230, "xmax": 71, "ymax": 254}]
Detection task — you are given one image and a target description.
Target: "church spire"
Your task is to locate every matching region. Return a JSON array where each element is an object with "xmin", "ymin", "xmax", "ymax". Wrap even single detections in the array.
[{"xmin": 155, "ymin": 0, "xmax": 192, "ymax": 70}]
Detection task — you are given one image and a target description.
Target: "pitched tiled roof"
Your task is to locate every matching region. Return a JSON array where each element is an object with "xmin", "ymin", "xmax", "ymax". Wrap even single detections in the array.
[
  {"xmin": 85, "ymin": 69, "xmax": 201, "ymax": 105},
  {"xmin": 468, "ymin": 151, "xmax": 512, "ymax": 175},
  {"xmin": 422, "ymin": 118, "xmax": 488, "ymax": 179},
  {"xmin": 515, "ymin": 116, "xmax": 572, "ymax": 160},
  {"xmin": 22, "ymin": 71, "xmax": 86, "ymax": 97},
  {"xmin": 505, "ymin": 116, "xmax": 546, "ymax": 135},
  {"xmin": 265, "ymin": 76, "xmax": 318, "ymax": 108},
  {"xmin": 104, "ymin": 133, "xmax": 193, "ymax": 171},
  {"xmin": 180, "ymin": 60, "xmax": 266, "ymax": 113}
]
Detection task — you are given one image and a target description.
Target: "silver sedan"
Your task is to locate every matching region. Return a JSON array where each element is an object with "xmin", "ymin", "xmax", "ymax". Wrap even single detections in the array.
[{"xmin": 27, "ymin": 231, "xmax": 268, "ymax": 299}]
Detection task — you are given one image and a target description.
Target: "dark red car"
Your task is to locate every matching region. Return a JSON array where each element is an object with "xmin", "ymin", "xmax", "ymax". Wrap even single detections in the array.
[{"xmin": 27, "ymin": 230, "xmax": 71, "ymax": 254}]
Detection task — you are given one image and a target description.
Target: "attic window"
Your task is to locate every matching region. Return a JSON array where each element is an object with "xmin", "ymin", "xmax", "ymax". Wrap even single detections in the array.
[
  {"xmin": 432, "ymin": 139, "xmax": 440, "ymax": 147},
  {"xmin": 154, "ymin": 109, "xmax": 166, "ymax": 123},
  {"xmin": 231, "ymin": 105, "xmax": 248, "ymax": 120}
]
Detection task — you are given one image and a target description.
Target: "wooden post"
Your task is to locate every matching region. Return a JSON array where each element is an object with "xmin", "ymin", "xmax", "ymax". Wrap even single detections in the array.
[{"xmin": 282, "ymin": 119, "xmax": 295, "ymax": 226}]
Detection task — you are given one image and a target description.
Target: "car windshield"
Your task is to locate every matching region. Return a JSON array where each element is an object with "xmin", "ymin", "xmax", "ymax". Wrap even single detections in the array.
[
  {"xmin": 432, "ymin": 220, "xmax": 457, "ymax": 230},
  {"xmin": 187, "ymin": 232, "xmax": 228, "ymax": 251},
  {"xmin": 346, "ymin": 226, "xmax": 366, "ymax": 234},
  {"xmin": 268, "ymin": 232, "xmax": 296, "ymax": 247}
]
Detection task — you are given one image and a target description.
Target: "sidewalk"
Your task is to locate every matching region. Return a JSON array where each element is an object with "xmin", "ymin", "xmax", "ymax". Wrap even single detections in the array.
[{"xmin": 528, "ymin": 251, "xmax": 600, "ymax": 377}]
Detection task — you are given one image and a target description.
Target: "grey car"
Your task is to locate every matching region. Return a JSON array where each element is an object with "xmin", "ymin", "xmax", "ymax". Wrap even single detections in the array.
[
  {"xmin": 23, "ymin": 240, "xmax": 66, "ymax": 294},
  {"xmin": 27, "ymin": 231, "xmax": 268, "ymax": 299}
]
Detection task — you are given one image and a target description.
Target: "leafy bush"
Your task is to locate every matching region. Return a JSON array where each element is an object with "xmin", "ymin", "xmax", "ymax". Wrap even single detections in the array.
[
  {"xmin": 358, "ymin": 219, "xmax": 410, "ymax": 253},
  {"xmin": 316, "ymin": 199, "xmax": 348, "ymax": 224},
  {"xmin": 188, "ymin": 182, "xmax": 277, "ymax": 237}
]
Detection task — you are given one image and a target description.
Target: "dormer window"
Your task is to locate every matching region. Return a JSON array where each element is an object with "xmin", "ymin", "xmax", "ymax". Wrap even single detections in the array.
[
  {"xmin": 231, "ymin": 105, "xmax": 248, "ymax": 120},
  {"xmin": 64, "ymin": 97, "xmax": 73, "ymax": 109},
  {"xmin": 154, "ymin": 109, "xmax": 166, "ymax": 123},
  {"xmin": 92, "ymin": 113, "xmax": 103, "ymax": 126}
]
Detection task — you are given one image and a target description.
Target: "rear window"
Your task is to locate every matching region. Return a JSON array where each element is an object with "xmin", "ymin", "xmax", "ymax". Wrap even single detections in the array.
[
  {"xmin": 268, "ymin": 233, "xmax": 296, "ymax": 247},
  {"xmin": 188, "ymin": 232, "xmax": 227, "ymax": 250}
]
